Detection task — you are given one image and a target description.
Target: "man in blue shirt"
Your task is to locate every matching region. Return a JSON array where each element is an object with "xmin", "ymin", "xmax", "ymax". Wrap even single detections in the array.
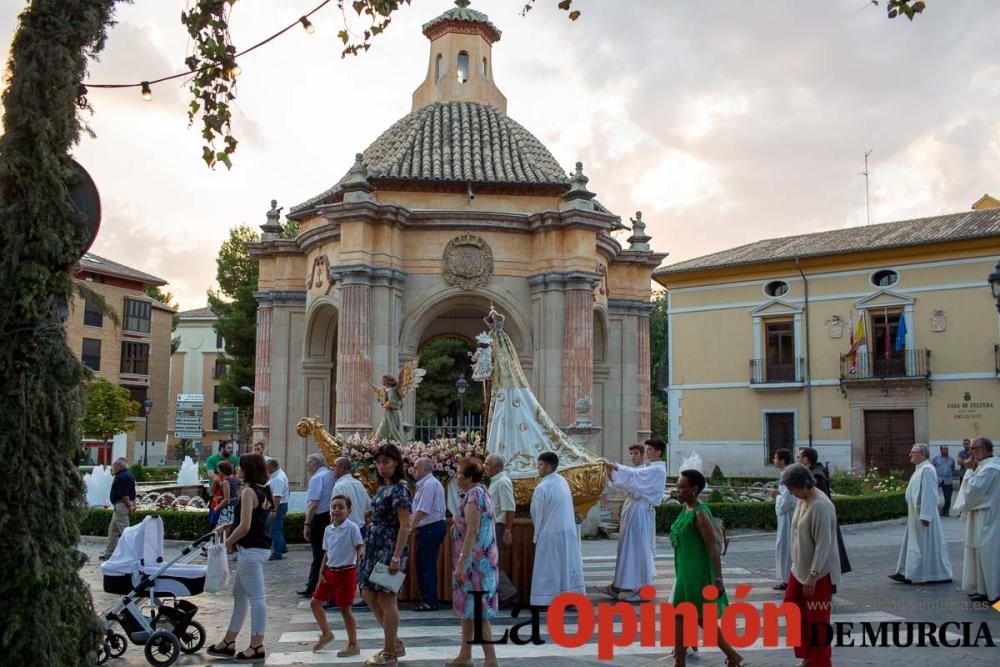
[
  {"xmin": 931, "ymin": 445, "xmax": 956, "ymax": 517},
  {"xmin": 100, "ymin": 458, "xmax": 136, "ymax": 560},
  {"xmin": 298, "ymin": 453, "xmax": 336, "ymax": 596},
  {"xmin": 956, "ymin": 439, "xmax": 973, "ymax": 483}
]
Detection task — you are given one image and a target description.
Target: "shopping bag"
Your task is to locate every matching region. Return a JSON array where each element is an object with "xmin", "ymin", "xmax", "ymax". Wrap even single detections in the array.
[
  {"xmin": 937, "ymin": 484, "xmax": 945, "ymax": 510},
  {"xmin": 205, "ymin": 533, "xmax": 230, "ymax": 593},
  {"xmin": 369, "ymin": 562, "xmax": 405, "ymax": 594}
]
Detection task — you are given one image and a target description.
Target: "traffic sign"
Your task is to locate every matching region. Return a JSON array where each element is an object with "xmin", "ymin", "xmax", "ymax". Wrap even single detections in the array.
[
  {"xmin": 217, "ymin": 406, "xmax": 239, "ymax": 432},
  {"xmin": 175, "ymin": 393, "xmax": 204, "ymax": 440}
]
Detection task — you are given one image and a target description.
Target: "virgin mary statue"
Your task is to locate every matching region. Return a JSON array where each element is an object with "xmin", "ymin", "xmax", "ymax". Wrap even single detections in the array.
[{"xmin": 484, "ymin": 307, "xmax": 606, "ymax": 509}]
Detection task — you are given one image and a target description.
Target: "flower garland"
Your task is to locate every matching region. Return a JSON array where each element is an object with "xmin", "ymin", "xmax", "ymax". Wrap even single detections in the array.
[{"xmin": 338, "ymin": 431, "xmax": 488, "ymax": 485}]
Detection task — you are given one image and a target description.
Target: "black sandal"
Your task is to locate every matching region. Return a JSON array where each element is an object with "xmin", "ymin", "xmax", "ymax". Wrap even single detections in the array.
[
  {"xmin": 206, "ymin": 639, "xmax": 236, "ymax": 657},
  {"xmin": 235, "ymin": 645, "xmax": 266, "ymax": 662}
]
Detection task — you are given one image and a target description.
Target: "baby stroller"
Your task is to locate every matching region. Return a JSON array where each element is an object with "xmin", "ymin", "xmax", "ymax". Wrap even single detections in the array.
[{"xmin": 98, "ymin": 515, "xmax": 213, "ymax": 666}]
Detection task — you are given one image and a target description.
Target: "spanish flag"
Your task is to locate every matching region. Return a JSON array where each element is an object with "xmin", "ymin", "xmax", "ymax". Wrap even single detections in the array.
[{"xmin": 848, "ymin": 312, "xmax": 866, "ymax": 374}]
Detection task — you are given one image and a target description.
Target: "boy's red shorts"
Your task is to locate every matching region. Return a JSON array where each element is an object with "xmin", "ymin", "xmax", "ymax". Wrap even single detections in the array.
[{"xmin": 312, "ymin": 565, "xmax": 357, "ymax": 608}]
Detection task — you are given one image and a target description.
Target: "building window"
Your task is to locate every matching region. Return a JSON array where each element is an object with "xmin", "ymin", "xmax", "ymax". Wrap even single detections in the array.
[
  {"xmin": 435, "ymin": 53, "xmax": 443, "ymax": 80},
  {"xmin": 763, "ymin": 280, "xmax": 789, "ymax": 297},
  {"xmin": 457, "ymin": 51, "xmax": 469, "ymax": 82},
  {"xmin": 213, "ymin": 384, "xmax": 221, "ymax": 405},
  {"xmin": 83, "ymin": 297, "xmax": 103, "ymax": 327},
  {"xmin": 764, "ymin": 319, "xmax": 796, "ymax": 382},
  {"xmin": 216, "ymin": 331, "xmax": 225, "ymax": 350},
  {"xmin": 123, "ymin": 298, "xmax": 151, "ymax": 333},
  {"xmin": 213, "ymin": 359, "xmax": 228, "ymax": 379},
  {"xmin": 481, "ymin": 57, "xmax": 488, "ymax": 78},
  {"xmin": 212, "ymin": 410, "xmax": 219, "ymax": 431},
  {"xmin": 81, "ymin": 338, "xmax": 101, "ymax": 371},
  {"xmin": 120, "ymin": 341, "xmax": 150, "ymax": 375},
  {"xmin": 123, "ymin": 385, "xmax": 147, "ymax": 405},
  {"xmin": 871, "ymin": 269, "xmax": 899, "ymax": 288},
  {"xmin": 869, "ymin": 308, "xmax": 906, "ymax": 375}
]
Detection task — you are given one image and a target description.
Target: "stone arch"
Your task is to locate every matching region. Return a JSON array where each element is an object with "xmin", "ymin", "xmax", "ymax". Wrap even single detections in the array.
[
  {"xmin": 302, "ymin": 298, "xmax": 339, "ymax": 432},
  {"xmin": 592, "ymin": 306, "xmax": 608, "ymax": 364},
  {"xmin": 399, "ymin": 287, "xmax": 532, "ymax": 362}
]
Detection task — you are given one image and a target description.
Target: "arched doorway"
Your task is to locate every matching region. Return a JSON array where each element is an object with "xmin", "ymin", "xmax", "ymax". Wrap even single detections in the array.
[
  {"xmin": 302, "ymin": 300, "xmax": 338, "ymax": 432},
  {"xmin": 413, "ymin": 334, "xmax": 483, "ymax": 441}
]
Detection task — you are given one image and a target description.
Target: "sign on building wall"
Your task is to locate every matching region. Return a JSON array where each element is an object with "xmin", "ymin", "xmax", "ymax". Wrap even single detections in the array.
[
  {"xmin": 947, "ymin": 392, "xmax": 994, "ymax": 422},
  {"xmin": 174, "ymin": 393, "xmax": 204, "ymax": 439}
]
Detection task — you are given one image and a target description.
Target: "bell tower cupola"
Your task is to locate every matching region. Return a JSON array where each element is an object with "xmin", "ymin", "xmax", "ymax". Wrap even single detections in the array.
[{"xmin": 411, "ymin": 0, "xmax": 507, "ymax": 113}]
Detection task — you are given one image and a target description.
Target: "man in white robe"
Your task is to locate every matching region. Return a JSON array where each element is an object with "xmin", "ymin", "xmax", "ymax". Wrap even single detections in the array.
[
  {"xmin": 770, "ymin": 448, "xmax": 796, "ymax": 589},
  {"xmin": 602, "ymin": 439, "xmax": 667, "ymax": 601},
  {"xmin": 890, "ymin": 443, "xmax": 952, "ymax": 584},
  {"xmin": 960, "ymin": 437, "xmax": 1000, "ymax": 602},
  {"xmin": 530, "ymin": 452, "xmax": 585, "ymax": 606}
]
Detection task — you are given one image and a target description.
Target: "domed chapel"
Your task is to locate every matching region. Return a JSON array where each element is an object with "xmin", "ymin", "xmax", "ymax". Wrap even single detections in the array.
[{"xmin": 249, "ymin": 1, "xmax": 667, "ymax": 485}]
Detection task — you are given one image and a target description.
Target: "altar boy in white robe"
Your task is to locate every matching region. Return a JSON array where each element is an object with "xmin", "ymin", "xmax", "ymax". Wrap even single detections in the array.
[
  {"xmin": 770, "ymin": 448, "xmax": 796, "ymax": 590},
  {"xmin": 601, "ymin": 439, "xmax": 667, "ymax": 601},
  {"xmin": 959, "ymin": 437, "xmax": 1000, "ymax": 603},
  {"xmin": 530, "ymin": 452, "xmax": 586, "ymax": 606},
  {"xmin": 889, "ymin": 443, "xmax": 953, "ymax": 584}
]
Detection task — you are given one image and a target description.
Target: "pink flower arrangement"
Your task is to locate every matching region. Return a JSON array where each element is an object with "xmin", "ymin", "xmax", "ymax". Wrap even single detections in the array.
[{"xmin": 334, "ymin": 431, "xmax": 488, "ymax": 485}]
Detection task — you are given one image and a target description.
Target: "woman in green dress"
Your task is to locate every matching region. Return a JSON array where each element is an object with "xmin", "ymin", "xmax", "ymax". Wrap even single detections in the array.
[
  {"xmin": 669, "ymin": 469, "xmax": 746, "ymax": 667},
  {"xmin": 372, "ymin": 374, "xmax": 404, "ymax": 443}
]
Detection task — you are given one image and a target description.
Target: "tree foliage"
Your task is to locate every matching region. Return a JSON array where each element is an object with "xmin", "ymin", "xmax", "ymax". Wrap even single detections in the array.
[
  {"xmin": 414, "ymin": 336, "xmax": 481, "ymax": 423},
  {"xmin": 649, "ymin": 290, "xmax": 668, "ymax": 439},
  {"xmin": 208, "ymin": 225, "xmax": 259, "ymax": 423},
  {"xmin": 80, "ymin": 377, "xmax": 140, "ymax": 443},
  {"xmin": 0, "ymin": 0, "xmax": 117, "ymax": 663}
]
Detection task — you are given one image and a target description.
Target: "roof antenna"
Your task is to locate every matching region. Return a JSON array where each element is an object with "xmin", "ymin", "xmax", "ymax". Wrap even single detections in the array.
[{"xmin": 861, "ymin": 149, "xmax": 873, "ymax": 225}]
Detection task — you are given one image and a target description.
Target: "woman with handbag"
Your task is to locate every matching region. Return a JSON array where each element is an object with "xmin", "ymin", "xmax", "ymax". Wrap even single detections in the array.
[
  {"xmin": 357, "ymin": 443, "xmax": 412, "ymax": 666},
  {"xmin": 448, "ymin": 459, "xmax": 500, "ymax": 667},
  {"xmin": 207, "ymin": 453, "xmax": 274, "ymax": 663}
]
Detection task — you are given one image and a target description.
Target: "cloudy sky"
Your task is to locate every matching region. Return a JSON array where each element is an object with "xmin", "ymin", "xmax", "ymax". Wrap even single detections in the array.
[{"xmin": 3, "ymin": 0, "xmax": 998, "ymax": 309}]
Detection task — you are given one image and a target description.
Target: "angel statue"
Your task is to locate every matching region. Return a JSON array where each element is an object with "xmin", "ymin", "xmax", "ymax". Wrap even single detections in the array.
[{"xmin": 369, "ymin": 359, "xmax": 425, "ymax": 443}]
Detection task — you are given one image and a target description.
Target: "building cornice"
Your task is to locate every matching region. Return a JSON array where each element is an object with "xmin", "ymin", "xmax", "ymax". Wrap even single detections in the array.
[
  {"xmin": 608, "ymin": 298, "xmax": 654, "ymax": 316},
  {"xmin": 527, "ymin": 270, "xmax": 601, "ymax": 292},
  {"xmin": 253, "ymin": 290, "xmax": 306, "ymax": 307},
  {"xmin": 328, "ymin": 264, "xmax": 407, "ymax": 288}
]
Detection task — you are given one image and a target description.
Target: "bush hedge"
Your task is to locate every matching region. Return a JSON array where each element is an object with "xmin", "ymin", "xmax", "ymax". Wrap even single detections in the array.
[
  {"xmin": 81, "ymin": 509, "xmax": 310, "ymax": 543},
  {"xmin": 655, "ymin": 492, "xmax": 906, "ymax": 534}
]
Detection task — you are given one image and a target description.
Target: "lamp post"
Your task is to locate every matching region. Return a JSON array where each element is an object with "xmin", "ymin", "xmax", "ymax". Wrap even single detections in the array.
[
  {"xmin": 456, "ymin": 373, "xmax": 468, "ymax": 433},
  {"xmin": 988, "ymin": 260, "xmax": 1000, "ymax": 314},
  {"xmin": 142, "ymin": 397, "xmax": 153, "ymax": 466}
]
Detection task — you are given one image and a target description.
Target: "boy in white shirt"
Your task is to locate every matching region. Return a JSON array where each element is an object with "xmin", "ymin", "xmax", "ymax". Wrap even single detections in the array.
[{"xmin": 310, "ymin": 495, "xmax": 364, "ymax": 655}]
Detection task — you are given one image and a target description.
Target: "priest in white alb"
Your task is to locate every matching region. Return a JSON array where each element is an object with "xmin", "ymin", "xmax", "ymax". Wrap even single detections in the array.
[
  {"xmin": 959, "ymin": 437, "xmax": 1000, "ymax": 603},
  {"xmin": 601, "ymin": 439, "xmax": 667, "ymax": 601},
  {"xmin": 529, "ymin": 452, "xmax": 586, "ymax": 606},
  {"xmin": 889, "ymin": 443, "xmax": 952, "ymax": 584}
]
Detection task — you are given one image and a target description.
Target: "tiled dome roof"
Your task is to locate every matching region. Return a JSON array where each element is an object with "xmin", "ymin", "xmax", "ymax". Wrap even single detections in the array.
[
  {"xmin": 291, "ymin": 101, "xmax": 569, "ymax": 214},
  {"xmin": 422, "ymin": 0, "xmax": 501, "ymax": 42}
]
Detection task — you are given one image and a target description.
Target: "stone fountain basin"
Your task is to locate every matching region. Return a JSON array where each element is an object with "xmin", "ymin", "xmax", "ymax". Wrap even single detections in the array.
[{"xmin": 136, "ymin": 481, "xmax": 208, "ymax": 500}]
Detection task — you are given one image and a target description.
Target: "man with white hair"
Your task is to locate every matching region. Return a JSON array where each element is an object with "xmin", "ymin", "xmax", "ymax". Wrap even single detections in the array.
[
  {"xmin": 409, "ymin": 457, "xmax": 447, "ymax": 611},
  {"xmin": 889, "ymin": 443, "xmax": 952, "ymax": 584},
  {"xmin": 960, "ymin": 437, "xmax": 1000, "ymax": 603},
  {"xmin": 486, "ymin": 453, "xmax": 518, "ymax": 604},
  {"xmin": 298, "ymin": 453, "xmax": 335, "ymax": 597},
  {"xmin": 332, "ymin": 457, "xmax": 371, "ymax": 534},
  {"xmin": 100, "ymin": 458, "xmax": 136, "ymax": 560}
]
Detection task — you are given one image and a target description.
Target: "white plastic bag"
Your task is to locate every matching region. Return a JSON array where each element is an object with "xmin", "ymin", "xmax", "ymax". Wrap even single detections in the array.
[
  {"xmin": 937, "ymin": 484, "xmax": 945, "ymax": 510},
  {"xmin": 205, "ymin": 533, "xmax": 229, "ymax": 593}
]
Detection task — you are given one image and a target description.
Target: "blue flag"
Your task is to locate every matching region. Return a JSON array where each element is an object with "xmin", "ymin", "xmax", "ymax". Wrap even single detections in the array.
[{"xmin": 894, "ymin": 313, "xmax": 907, "ymax": 352}]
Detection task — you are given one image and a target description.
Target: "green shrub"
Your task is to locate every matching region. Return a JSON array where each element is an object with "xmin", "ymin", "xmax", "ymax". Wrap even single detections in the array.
[
  {"xmin": 129, "ymin": 463, "xmax": 147, "ymax": 482},
  {"xmin": 709, "ymin": 465, "xmax": 726, "ymax": 485},
  {"xmin": 830, "ymin": 472, "xmax": 864, "ymax": 496},
  {"xmin": 81, "ymin": 509, "xmax": 309, "ymax": 544},
  {"xmin": 655, "ymin": 492, "xmax": 906, "ymax": 534}
]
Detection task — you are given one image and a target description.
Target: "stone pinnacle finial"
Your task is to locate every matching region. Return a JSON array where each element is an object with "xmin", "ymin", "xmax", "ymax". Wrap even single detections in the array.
[
  {"xmin": 455, "ymin": 0, "xmax": 471, "ymax": 7},
  {"xmin": 261, "ymin": 199, "xmax": 284, "ymax": 238},
  {"xmin": 341, "ymin": 152, "xmax": 374, "ymax": 203},
  {"xmin": 627, "ymin": 210, "xmax": 652, "ymax": 251},
  {"xmin": 561, "ymin": 161, "xmax": 596, "ymax": 211}
]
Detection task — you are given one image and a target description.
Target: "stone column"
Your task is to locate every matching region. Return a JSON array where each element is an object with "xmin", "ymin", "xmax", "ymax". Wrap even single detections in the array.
[
  {"xmin": 561, "ymin": 287, "xmax": 595, "ymax": 426},
  {"xmin": 333, "ymin": 268, "xmax": 373, "ymax": 433},
  {"xmin": 251, "ymin": 294, "xmax": 272, "ymax": 444}
]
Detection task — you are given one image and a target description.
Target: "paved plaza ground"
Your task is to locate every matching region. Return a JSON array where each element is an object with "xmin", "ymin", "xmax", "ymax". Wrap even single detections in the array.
[{"xmin": 82, "ymin": 516, "xmax": 999, "ymax": 666}]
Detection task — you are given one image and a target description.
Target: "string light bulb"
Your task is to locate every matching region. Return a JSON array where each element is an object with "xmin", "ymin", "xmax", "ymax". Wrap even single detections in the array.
[
  {"xmin": 221, "ymin": 56, "xmax": 241, "ymax": 79},
  {"xmin": 140, "ymin": 81, "xmax": 152, "ymax": 101},
  {"xmin": 299, "ymin": 16, "xmax": 315, "ymax": 34}
]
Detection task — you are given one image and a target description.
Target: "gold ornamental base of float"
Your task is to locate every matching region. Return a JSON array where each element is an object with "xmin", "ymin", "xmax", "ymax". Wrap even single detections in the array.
[{"xmin": 297, "ymin": 416, "xmax": 607, "ymax": 513}]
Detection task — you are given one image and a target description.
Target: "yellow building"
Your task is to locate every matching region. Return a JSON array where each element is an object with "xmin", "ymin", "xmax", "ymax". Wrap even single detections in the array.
[
  {"xmin": 654, "ymin": 207, "xmax": 1000, "ymax": 477},
  {"xmin": 68, "ymin": 253, "xmax": 174, "ymax": 464}
]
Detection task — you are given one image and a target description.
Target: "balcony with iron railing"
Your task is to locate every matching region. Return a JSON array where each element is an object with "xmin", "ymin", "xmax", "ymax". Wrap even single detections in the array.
[
  {"xmin": 750, "ymin": 356, "xmax": 805, "ymax": 389},
  {"xmin": 839, "ymin": 349, "xmax": 930, "ymax": 382}
]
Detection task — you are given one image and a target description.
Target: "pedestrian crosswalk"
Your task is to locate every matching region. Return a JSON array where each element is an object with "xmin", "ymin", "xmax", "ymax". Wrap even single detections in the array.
[{"xmin": 205, "ymin": 553, "xmax": 905, "ymax": 666}]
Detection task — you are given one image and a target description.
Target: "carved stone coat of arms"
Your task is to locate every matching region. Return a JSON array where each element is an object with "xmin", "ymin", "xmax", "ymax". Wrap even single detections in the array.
[{"xmin": 442, "ymin": 234, "xmax": 494, "ymax": 289}]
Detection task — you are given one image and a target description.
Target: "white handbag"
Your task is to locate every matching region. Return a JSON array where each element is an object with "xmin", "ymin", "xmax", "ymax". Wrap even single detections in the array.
[
  {"xmin": 369, "ymin": 562, "xmax": 405, "ymax": 594},
  {"xmin": 205, "ymin": 533, "xmax": 230, "ymax": 593}
]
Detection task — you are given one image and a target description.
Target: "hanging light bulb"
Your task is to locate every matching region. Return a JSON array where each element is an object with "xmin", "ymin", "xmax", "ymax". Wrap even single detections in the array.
[
  {"xmin": 299, "ymin": 16, "xmax": 315, "ymax": 34},
  {"xmin": 222, "ymin": 56, "xmax": 241, "ymax": 79},
  {"xmin": 140, "ymin": 81, "xmax": 152, "ymax": 101}
]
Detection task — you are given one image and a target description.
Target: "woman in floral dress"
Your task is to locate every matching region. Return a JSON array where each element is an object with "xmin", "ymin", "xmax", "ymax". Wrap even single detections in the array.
[
  {"xmin": 357, "ymin": 444, "xmax": 412, "ymax": 666},
  {"xmin": 448, "ymin": 459, "xmax": 499, "ymax": 667}
]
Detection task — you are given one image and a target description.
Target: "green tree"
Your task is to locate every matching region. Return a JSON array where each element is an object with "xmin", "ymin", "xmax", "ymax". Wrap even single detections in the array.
[
  {"xmin": 649, "ymin": 290, "xmax": 668, "ymax": 439},
  {"xmin": 208, "ymin": 225, "xmax": 260, "ymax": 429},
  {"xmin": 414, "ymin": 336, "xmax": 482, "ymax": 424},
  {"xmin": 145, "ymin": 285, "xmax": 182, "ymax": 353},
  {"xmin": 80, "ymin": 377, "xmax": 141, "ymax": 443}
]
